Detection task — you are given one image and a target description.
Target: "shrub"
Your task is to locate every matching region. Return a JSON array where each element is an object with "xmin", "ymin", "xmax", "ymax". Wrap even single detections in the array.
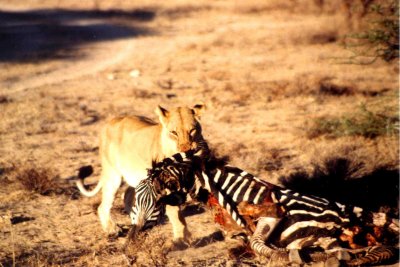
[
  {"xmin": 308, "ymin": 104, "xmax": 399, "ymax": 138},
  {"xmin": 16, "ymin": 167, "xmax": 58, "ymax": 195},
  {"xmin": 124, "ymin": 226, "xmax": 168, "ymax": 266},
  {"xmin": 343, "ymin": 1, "xmax": 399, "ymax": 64}
]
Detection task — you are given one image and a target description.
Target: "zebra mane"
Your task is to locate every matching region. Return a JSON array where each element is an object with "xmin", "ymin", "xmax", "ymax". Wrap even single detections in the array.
[
  {"xmin": 202, "ymin": 153, "xmax": 229, "ymax": 170},
  {"xmin": 148, "ymin": 151, "xmax": 194, "ymax": 179}
]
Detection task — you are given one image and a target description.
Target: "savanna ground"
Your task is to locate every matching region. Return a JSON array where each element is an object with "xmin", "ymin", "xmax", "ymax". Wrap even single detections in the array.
[{"xmin": 0, "ymin": 0, "xmax": 398, "ymax": 266}]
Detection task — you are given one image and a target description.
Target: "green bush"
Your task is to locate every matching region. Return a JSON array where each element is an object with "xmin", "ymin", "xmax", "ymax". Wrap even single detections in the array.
[
  {"xmin": 308, "ymin": 104, "xmax": 399, "ymax": 138},
  {"xmin": 343, "ymin": 1, "xmax": 399, "ymax": 64}
]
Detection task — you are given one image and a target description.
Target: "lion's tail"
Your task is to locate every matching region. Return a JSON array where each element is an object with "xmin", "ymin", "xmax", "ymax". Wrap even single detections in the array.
[{"xmin": 76, "ymin": 165, "xmax": 102, "ymax": 197}]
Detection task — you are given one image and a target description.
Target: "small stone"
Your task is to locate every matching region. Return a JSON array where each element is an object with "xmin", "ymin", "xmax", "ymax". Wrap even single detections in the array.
[
  {"xmin": 129, "ymin": 69, "xmax": 141, "ymax": 78},
  {"xmin": 107, "ymin": 73, "xmax": 115, "ymax": 80}
]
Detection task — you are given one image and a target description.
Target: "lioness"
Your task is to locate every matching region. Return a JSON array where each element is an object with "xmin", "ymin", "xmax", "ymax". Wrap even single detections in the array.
[{"xmin": 76, "ymin": 104, "xmax": 208, "ymax": 245}]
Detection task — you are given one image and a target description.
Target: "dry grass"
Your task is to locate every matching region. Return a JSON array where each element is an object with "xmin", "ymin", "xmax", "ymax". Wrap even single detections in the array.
[
  {"xmin": 280, "ymin": 140, "xmax": 399, "ymax": 215},
  {"xmin": 15, "ymin": 167, "xmax": 58, "ymax": 196},
  {"xmin": 307, "ymin": 92, "xmax": 399, "ymax": 138},
  {"xmin": 9, "ymin": 165, "xmax": 80, "ymax": 198},
  {"xmin": 124, "ymin": 226, "xmax": 168, "ymax": 266},
  {"xmin": 308, "ymin": 106, "xmax": 399, "ymax": 138},
  {"xmin": 0, "ymin": 0, "xmax": 398, "ymax": 266},
  {"xmin": 1, "ymin": 247, "xmax": 91, "ymax": 267}
]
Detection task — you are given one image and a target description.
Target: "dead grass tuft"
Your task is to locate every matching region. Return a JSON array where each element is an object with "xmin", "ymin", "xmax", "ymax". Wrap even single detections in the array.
[
  {"xmin": 8, "ymin": 164, "xmax": 81, "ymax": 198},
  {"xmin": 318, "ymin": 80, "xmax": 353, "ymax": 96},
  {"xmin": 309, "ymin": 31, "xmax": 338, "ymax": 44},
  {"xmin": 0, "ymin": 95, "xmax": 12, "ymax": 104},
  {"xmin": 124, "ymin": 226, "xmax": 168, "ymax": 266},
  {"xmin": 15, "ymin": 167, "xmax": 58, "ymax": 196}
]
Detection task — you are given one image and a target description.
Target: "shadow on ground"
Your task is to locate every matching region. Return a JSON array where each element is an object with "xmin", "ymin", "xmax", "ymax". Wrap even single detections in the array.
[
  {"xmin": 0, "ymin": 8, "xmax": 156, "ymax": 62},
  {"xmin": 279, "ymin": 157, "xmax": 399, "ymax": 216},
  {"xmin": 191, "ymin": 230, "xmax": 225, "ymax": 248}
]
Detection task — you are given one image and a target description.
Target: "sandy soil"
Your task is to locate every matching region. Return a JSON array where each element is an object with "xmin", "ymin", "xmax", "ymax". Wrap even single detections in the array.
[{"xmin": 0, "ymin": 1, "xmax": 398, "ymax": 266}]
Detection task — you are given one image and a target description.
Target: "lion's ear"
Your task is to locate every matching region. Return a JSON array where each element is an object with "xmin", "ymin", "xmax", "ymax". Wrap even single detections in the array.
[
  {"xmin": 155, "ymin": 105, "xmax": 169, "ymax": 125},
  {"xmin": 192, "ymin": 103, "xmax": 206, "ymax": 118}
]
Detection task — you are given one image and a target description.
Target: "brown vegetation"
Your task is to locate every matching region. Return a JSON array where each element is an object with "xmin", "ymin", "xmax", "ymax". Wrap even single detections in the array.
[
  {"xmin": 0, "ymin": 0, "xmax": 398, "ymax": 266},
  {"xmin": 15, "ymin": 167, "xmax": 58, "ymax": 196}
]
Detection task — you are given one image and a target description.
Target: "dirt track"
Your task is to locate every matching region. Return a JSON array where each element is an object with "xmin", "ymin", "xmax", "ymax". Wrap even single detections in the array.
[{"xmin": 0, "ymin": 1, "xmax": 398, "ymax": 266}]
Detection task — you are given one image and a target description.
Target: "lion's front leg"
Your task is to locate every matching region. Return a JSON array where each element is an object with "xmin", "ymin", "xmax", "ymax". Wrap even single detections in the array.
[{"xmin": 165, "ymin": 205, "xmax": 191, "ymax": 250}]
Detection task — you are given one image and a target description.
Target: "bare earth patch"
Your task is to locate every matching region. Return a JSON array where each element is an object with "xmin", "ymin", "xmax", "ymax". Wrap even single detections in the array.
[{"xmin": 0, "ymin": 0, "xmax": 398, "ymax": 266}]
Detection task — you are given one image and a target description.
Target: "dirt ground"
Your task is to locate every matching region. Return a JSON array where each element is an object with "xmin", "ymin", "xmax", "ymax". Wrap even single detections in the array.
[{"xmin": 0, "ymin": 0, "xmax": 398, "ymax": 266}]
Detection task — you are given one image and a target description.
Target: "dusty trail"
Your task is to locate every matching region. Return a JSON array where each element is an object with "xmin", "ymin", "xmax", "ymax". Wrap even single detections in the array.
[
  {"xmin": 0, "ymin": 6, "xmax": 140, "ymax": 93},
  {"xmin": 2, "ymin": 40, "xmax": 136, "ymax": 93}
]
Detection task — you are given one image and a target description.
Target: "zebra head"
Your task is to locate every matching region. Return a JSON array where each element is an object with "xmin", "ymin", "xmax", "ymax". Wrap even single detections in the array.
[
  {"xmin": 146, "ymin": 150, "xmax": 199, "ymax": 206},
  {"xmin": 145, "ymin": 148, "xmax": 213, "ymax": 206}
]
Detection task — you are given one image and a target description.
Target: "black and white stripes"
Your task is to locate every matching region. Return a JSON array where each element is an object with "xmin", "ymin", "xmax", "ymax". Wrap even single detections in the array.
[
  {"xmin": 124, "ymin": 178, "xmax": 164, "ymax": 232},
  {"xmin": 147, "ymin": 150, "xmax": 398, "ymax": 265},
  {"xmin": 197, "ymin": 165, "xmax": 276, "ymax": 229},
  {"xmin": 199, "ymin": 164, "xmax": 365, "ymax": 253},
  {"xmin": 270, "ymin": 188, "xmax": 352, "ymax": 250},
  {"xmin": 192, "ymin": 161, "xmax": 362, "ymax": 247}
]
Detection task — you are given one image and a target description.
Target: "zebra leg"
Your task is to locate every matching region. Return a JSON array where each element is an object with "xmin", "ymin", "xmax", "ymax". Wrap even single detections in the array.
[
  {"xmin": 250, "ymin": 217, "xmax": 289, "ymax": 262},
  {"xmin": 346, "ymin": 246, "xmax": 397, "ymax": 266},
  {"xmin": 165, "ymin": 204, "xmax": 191, "ymax": 249}
]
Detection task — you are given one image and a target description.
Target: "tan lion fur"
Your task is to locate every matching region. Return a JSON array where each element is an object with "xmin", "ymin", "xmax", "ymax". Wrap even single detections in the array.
[{"xmin": 76, "ymin": 104, "xmax": 207, "ymax": 242}]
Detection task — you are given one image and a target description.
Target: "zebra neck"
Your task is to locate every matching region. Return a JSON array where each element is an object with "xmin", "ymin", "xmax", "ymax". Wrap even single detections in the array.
[
  {"xmin": 200, "ymin": 168, "xmax": 247, "ymax": 228},
  {"xmin": 199, "ymin": 166, "xmax": 275, "ymax": 229}
]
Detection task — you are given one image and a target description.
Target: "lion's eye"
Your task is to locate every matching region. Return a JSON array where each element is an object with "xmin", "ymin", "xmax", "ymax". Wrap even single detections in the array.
[{"xmin": 170, "ymin": 131, "xmax": 178, "ymax": 136}]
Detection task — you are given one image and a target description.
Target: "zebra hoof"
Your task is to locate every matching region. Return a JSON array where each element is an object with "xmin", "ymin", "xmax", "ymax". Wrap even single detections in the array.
[{"xmin": 230, "ymin": 231, "xmax": 248, "ymax": 242}]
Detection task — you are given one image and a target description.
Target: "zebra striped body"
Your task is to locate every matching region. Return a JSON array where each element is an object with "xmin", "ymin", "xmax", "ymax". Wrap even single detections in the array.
[
  {"xmin": 195, "ymin": 164, "xmax": 367, "ymax": 248},
  {"xmin": 124, "ymin": 178, "xmax": 164, "ymax": 232},
  {"xmin": 270, "ymin": 187, "xmax": 360, "ymax": 250},
  {"xmin": 193, "ymin": 163, "xmax": 361, "ymax": 259},
  {"xmin": 148, "ymin": 151, "xmax": 399, "ymax": 265}
]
